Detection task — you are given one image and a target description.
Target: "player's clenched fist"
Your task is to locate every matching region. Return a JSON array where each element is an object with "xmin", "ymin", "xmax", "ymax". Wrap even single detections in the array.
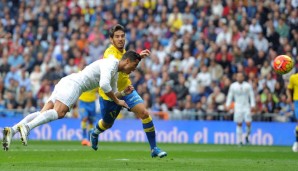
[{"xmin": 139, "ymin": 49, "xmax": 151, "ymax": 58}]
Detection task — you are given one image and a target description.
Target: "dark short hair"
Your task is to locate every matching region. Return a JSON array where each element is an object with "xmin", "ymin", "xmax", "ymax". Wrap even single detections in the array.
[
  {"xmin": 122, "ymin": 50, "xmax": 141, "ymax": 62},
  {"xmin": 109, "ymin": 24, "xmax": 125, "ymax": 38}
]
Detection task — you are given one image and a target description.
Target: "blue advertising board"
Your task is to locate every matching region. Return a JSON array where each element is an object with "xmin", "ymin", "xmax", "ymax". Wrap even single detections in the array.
[{"xmin": 0, "ymin": 118, "xmax": 295, "ymax": 146}]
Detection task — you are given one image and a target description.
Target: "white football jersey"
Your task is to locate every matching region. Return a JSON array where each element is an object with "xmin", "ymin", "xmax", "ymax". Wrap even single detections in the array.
[
  {"xmin": 226, "ymin": 81, "xmax": 256, "ymax": 109},
  {"xmin": 66, "ymin": 57, "xmax": 119, "ymax": 93}
]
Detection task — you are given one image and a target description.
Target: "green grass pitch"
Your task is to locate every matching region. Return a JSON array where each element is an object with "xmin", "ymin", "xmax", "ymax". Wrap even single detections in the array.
[{"xmin": 1, "ymin": 141, "xmax": 298, "ymax": 171}]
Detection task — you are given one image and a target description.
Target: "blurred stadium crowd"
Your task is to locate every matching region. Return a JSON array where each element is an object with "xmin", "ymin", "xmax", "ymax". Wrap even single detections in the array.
[{"xmin": 0, "ymin": 0, "xmax": 297, "ymax": 121}]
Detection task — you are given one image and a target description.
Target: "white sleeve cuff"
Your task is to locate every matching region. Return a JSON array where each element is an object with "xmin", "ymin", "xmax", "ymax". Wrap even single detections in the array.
[{"xmin": 101, "ymin": 82, "xmax": 112, "ymax": 93}]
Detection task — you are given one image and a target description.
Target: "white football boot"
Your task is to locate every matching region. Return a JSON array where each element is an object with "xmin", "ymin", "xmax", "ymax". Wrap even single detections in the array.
[
  {"xmin": 2, "ymin": 127, "xmax": 13, "ymax": 151},
  {"xmin": 18, "ymin": 124, "xmax": 29, "ymax": 146}
]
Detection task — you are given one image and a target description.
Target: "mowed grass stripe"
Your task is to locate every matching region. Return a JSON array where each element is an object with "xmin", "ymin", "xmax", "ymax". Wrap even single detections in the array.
[{"xmin": 1, "ymin": 141, "xmax": 298, "ymax": 171}]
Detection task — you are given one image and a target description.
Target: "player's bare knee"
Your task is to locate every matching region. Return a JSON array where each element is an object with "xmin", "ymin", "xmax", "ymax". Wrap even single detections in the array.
[
  {"xmin": 56, "ymin": 111, "xmax": 67, "ymax": 119},
  {"xmin": 53, "ymin": 100, "xmax": 70, "ymax": 119},
  {"xmin": 138, "ymin": 109, "xmax": 150, "ymax": 120},
  {"xmin": 41, "ymin": 102, "xmax": 54, "ymax": 113},
  {"xmin": 53, "ymin": 106, "xmax": 69, "ymax": 119}
]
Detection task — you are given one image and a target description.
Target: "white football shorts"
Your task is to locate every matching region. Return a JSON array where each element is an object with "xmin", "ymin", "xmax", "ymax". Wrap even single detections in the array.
[
  {"xmin": 234, "ymin": 108, "xmax": 252, "ymax": 123},
  {"xmin": 47, "ymin": 77, "xmax": 82, "ymax": 110}
]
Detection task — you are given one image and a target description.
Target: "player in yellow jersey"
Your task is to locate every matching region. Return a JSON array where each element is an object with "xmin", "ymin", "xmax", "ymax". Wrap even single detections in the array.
[
  {"xmin": 287, "ymin": 73, "xmax": 298, "ymax": 152},
  {"xmin": 78, "ymin": 88, "xmax": 97, "ymax": 146},
  {"xmin": 90, "ymin": 24, "xmax": 167, "ymax": 158}
]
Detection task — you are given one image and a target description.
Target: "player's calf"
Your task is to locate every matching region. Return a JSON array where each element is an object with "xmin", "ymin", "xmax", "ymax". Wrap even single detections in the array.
[{"xmin": 90, "ymin": 120, "xmax": 110, "ymax": 151}]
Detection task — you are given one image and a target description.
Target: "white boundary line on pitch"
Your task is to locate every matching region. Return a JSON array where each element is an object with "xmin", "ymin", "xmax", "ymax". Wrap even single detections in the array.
[{"xmin": 114, "ymin": 159, "xmax": 130, "ymax": 161}]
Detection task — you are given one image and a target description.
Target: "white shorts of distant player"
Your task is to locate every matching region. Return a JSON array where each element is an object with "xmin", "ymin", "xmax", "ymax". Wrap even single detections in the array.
[
  {"xmin": 234, "ymin": 108, "xmax": 252, "ymax": 123},
  {"xmin": 47, "ymin": 77, "xmax": 82, "ymax": 110}
]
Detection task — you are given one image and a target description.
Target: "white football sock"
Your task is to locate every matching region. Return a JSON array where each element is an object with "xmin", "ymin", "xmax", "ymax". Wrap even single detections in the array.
[
  {"xmin": 11, "ymin": 111, "xmax": 40, "ymax": 135},
  {"xmin": 27, "ymin": 109, "xmax": 59, "ymax": 130},
  {"xmin": 236, "ymin": 125, "xmax": 242, "ymax": 144}
]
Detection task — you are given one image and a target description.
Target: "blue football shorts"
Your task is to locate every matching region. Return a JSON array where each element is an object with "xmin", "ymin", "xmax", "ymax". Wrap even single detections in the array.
[
  {"xmin": 99, "ymin": 90, "xmax": 144, "ymax": 124},
  {"xmin": 294, "ymin": 101, "xmax": 298, "ymax": 120},
  {"xmin": 78, "ymin": 100, "xmax": 96, "ymax": 123}
]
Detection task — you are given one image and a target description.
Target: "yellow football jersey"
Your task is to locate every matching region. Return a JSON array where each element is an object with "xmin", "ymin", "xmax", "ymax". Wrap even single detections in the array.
[
  {"xmin": 288, "ymin": 73, "xmax": 298, "ymax": 100},
  {"xmin": 98, "ymin": 45, "xmax": 131, "ymax": 100},
  {"xmin": 79, "ymin": 88, "xmax": 98, "ymax": 102}
]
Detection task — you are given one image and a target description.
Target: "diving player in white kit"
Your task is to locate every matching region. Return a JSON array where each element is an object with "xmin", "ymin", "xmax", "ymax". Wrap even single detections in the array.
[
  {"xmin": 226, "ymin": 72, "xmax": 256, "ymax": 145},
  {"xmin": 2, "ymin": 51, "xmax": 141, "ymax": 150}
]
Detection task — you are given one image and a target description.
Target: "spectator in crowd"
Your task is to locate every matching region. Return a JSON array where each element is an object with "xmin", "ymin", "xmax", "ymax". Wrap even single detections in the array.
[
  {"xmin": 16, "ymin": 86, "xmax": 26, "ymax": 109},
  {"xmin": 182, "ymin": 100, "xmax": 196, "ymax": 120},
  {"xmin": 266, "ymin": 21, "xmax": 280, "ymax": 51},
  {"xmin": 275, "ymin": 94, "xmax": 293, "ymax": 122},
  {"xmin": 195, "ymin": 101, "xmax": 206, "ymax": 120},
  {"xmin": 0, "ymin": 54, "xmax": 11, "ymax": 76},
  {"xmin": 208, "ymin": 59, "xmax": 223, "ymax": 82},
  {"xmin": 263, "ymin": 93, "xmax": 278, "ymax": 121},
  {"xmin": 173, "ymin": 73, "xmax": 189, "ymax": 102},
  {"xmin": 167, "ymin": 6, "xmax": 183, "ymax": 33},
  {"xmin": 160, "ymin": 83, "xmax": 177, "ymax": 111},
  {"xmin": 260, "ymin": 60, "xmax": 272, "ymax": 77},
  {"xmin": 4, "ymin": 67, "xmax": 20, "ymax": 88},
  {"xmin": 211, "ymin": 0, "xmax": 223, "ymax": 17},
  {"xmin": 4, "ymin": 91, "xmax": 18, "ymax": 114},
  {"xmin": 254, "ymin": 32, "xmax": 269, "ymax": 52},
  {"xmin": 180, "ymin": 50, "xmax": 195, "ymax": 74},
  {"xmin": 237, "ymin": 30, "xmax": 250, "ymax": 53},
  {"xmin": 18, "ymin": 69, "xmax": 31, "ymax": 91},
  {"xmin": 207, "ymin": 86, "xmax": 225, "ymax": 112},
  {"xmin": 244, "ymin": 38, "xmax": 258, "ymax": 59},
  {"xmin": 253, "ymin": 50, "xmax": 266, "ymax": 69},
  {"xmin": 249, "ymin": 18, "xmax": 262, "ymax": 38},
  {"xmin": 216, "ymin": 24, "xmax": 232, "ymax": 46},
  {"xmin": 276, "ymin": 18, "xmax": 290, "ymax": 39},
  {"xmin": 216, "ymin": 44, "xmax": 233, "ymax": 68},
  {"xmin": 244, "ymin": 58, "xmax": 258, "ymax": 76},
  {"xmin": 64, "ymin": 58, "xmax": 78, "ymax": 75},
  {"xmin": 197, "ymin": 65, "xmax": 212, "ymax": 88},
  {"xmin": 30, "ymin": 65, "xmax": 43, "ymax": 96},
  {"xmin": 7, "ymin": 50, "xmax": 23, "ymax": 69},
  {"xmin": 191, "ymin": 86, "xmax": 209, "ymax": 104},
  {"xmin": 186, "ymin": 69, "xmax": 199, "ymax": 95}
]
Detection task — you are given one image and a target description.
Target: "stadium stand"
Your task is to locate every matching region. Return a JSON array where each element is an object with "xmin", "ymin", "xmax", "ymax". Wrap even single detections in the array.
[{"xmin": 0, "ymin": 0, "xmax": 297, "ymax": 122}]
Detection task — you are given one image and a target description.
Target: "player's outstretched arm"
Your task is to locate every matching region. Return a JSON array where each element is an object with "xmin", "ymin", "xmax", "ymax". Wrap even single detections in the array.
[
  {"xmin": 287, "ymin": 89, "xmax": 293, "ymax": 103},
  {"xmin": 105, "ymin": 91, "xmax": 129, "ymax": 109},
  {"xmin": 114, "ymin": 85, "xmax": 134, "ymax": 98}
]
